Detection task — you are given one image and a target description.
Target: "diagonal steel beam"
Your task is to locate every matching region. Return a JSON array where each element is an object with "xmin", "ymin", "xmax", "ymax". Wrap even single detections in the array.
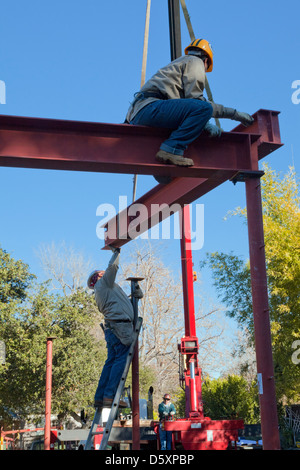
[
  {"xmin": 102, "ymin": 172, "xmax": 231, "ymax": 248},
  {"xmin": 100, "ymin": 109, "xmax": 283, "ymax": 248}
]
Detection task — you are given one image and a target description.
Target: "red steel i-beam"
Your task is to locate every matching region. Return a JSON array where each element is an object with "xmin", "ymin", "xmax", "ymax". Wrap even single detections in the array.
[
  {"xmin": 245, "ymin": 175, "xmax": 280, "ymax": 450},
  {"xmin": 44, "ymin": 337, "xmax": 55, "ymax": 451}
]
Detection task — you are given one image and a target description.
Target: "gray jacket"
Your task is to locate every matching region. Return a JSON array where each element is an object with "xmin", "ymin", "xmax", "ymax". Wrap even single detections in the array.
[
  {"xmin": 126, "ymin": 54, "xmax": 236, "ymax": 123},
  {"xmin": 94, "ymin": 251, "xmax": 135, "ymax": 346}
]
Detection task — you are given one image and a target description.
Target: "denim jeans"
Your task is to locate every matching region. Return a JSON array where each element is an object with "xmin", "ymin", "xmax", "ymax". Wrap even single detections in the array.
[
  {"xmin": 130, "ymin": 98, "xmax": 213, "ymax": 156},
  {"xmin": 159, "ymin": 423, "xmax": 172, "ymax": 450},
  {"xmin": 94, "ymin": 328, "xmax": 130, "ymax": 401}
]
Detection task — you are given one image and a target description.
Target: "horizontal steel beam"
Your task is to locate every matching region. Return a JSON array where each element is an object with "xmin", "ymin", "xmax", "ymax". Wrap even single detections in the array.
[
  {"xmin": 0, "ymin": 109, "xmax": 282, "ymax": 248},
  {"xmin": 231, "ymin": 109, "xmax": 283, "ymax": 159},
  {"xmin": 0, "ymin": 110, "xmax": 279, "ymax": 178}
]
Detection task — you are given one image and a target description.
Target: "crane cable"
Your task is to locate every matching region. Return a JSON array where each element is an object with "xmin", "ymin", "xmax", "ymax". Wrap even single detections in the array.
[
  {"xmin": 180, "ymin": 0, "xmax": 221, "ymax": 129},
  {"xmin": 132, "ymin": 0, "xmax": 220, "ymax": 201},
  {"xmin": 132, "ymin": 0, "xmax": 151, "ymax": 203}
]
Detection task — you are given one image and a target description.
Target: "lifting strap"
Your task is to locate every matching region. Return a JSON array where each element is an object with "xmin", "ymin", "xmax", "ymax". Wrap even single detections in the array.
[{"xmin": 179, "ymin": 0, "xmax": 221, "ymax": 129}]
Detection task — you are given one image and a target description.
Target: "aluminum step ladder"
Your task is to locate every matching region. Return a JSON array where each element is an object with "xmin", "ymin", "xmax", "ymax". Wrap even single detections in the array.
[{"xmin": 84, "ymin": 316, "xmax": 143, "ymax": 450}]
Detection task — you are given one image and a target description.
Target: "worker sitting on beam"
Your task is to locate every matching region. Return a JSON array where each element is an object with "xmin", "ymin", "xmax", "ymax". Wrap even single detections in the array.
[{"xmin": 126, "ymin": 39, "xmax": 253, "ymax": 168}]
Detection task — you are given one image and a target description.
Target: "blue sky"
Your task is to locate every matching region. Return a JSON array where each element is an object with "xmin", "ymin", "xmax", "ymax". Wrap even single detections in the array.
[{"xmin": 0, "ymin": 0, "xmax": 299, "ymax": 340}]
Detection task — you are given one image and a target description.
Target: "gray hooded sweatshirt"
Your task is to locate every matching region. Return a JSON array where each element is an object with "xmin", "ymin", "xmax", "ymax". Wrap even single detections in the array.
[
  {"xmin": 94, "ymin": 251, "xmax": 135, "ymax": 346},
  {"xmin": 126, "ymin": 54, "xmax": 234, "ymax": 123}
]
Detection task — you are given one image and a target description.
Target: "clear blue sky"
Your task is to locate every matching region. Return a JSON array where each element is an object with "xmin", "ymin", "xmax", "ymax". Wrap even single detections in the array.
[{"xmin": 0, "ymin": 1, "xmax": 299, "ymax": 331}]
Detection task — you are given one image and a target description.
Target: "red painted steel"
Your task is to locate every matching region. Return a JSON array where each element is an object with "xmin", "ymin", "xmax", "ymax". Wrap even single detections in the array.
[
  {"xmin": 44, "ymin": 337, "xmax": 55, "ymax": 450},
  {"xmin": 231, "ymin": 109, "xmax": 283, "ymax": 159},
  {"xmin": 153, "ymin": 417, "xmax": 244, "ymax": 450},
  {"xmin": 100, "ymin": 110, "xmax": 282, "ymax": 248},
  {"xmin": 102, "ymin": 175, "xmax": 231, "ymax": 249},
  {"xmin": 0, "ymin": 108, "xmax": 283, "ymax": 450},
  {"xmin": 245, "ymin": 176, "xmax": 281, "ymax": 450},
  {"xmin": 0, "ymin": 112, "xmax": 276, "ymax": 178},
  {"xmin": 179, "ymin": 206, "xmax": 196, "ymax": 338}
]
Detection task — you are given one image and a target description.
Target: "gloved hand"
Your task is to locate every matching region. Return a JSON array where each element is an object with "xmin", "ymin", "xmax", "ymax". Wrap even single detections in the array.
[
  {"xmin": 170, "ymin": 411, "xmax": 175, "ymax": 416},
  {"xmin": 203, "ymin": 122, "xmax": 222, "ymax": 138},
  {"xmin": 232, "ymin": 110, "xmax": 254, "ymax": 127},
  {"xmin": 108, "ymin": 246, "xmax": 120, "ymax": 253}
]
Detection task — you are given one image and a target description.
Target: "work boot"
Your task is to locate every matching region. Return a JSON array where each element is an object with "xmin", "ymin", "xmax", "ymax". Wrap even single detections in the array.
[
  {"xmin": 103, "ymin": 397, "xmax": 128, "ymax": 408},
  {"xmin": 155, "ymin": 150, "xmax": 194, "ymax": 167}
]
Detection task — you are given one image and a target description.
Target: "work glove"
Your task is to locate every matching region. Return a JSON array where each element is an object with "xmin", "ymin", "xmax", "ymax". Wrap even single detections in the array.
[
  {"xmin": 133, "ymin": 284, "xmax": 144, "ymax": 299},
  {"xmin": 210, "ymin": 104, "xmax": 254, "ymax": 127},
  {"xmin": 203, "ymin": 122, "xmax": 222, "ymax": 138},
  {"xmin": 170, "ymin": 411, "xmax": 175, "ymax": 416},
  {"xmin": 108, "ymin": 246, "xmax": 120, "ymax": 253},
  {"xmin": 232, "ymin": 110, "xmax": 254, "ymax": 127}
]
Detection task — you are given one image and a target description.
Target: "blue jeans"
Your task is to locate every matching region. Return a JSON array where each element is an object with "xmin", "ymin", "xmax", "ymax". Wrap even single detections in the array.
[
  {"xmin": 159, "ymin": 423, "xmax": 172, "ymax": 450},
  {"xmin": 94, "ymin": 329, "xmax": 130, "ymax": 401},
  {"xmin": 130, "ymin": 98, "xmax": 213, "ymax": 156}
]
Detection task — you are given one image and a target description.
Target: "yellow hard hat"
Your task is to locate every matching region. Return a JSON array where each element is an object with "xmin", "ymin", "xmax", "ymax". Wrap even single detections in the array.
[{"xmin": 184, "ymin": 39, "xmax": 213, "ymax": 72}]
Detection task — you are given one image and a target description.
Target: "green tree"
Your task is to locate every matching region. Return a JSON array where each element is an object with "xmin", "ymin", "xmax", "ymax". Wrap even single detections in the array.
[
  {"xmin": 0, "ymin": 248, "xmax": 106, "ymax": 423},
  {"xmin": 201, "ymin": 375, "xmax": 260, "ymax": 423},
  {"xmin": 201, "ymin": 164, "xmax": 300, "ymax": 402},
  {"xmin": 0, "ymin": 246, "xmax": 36, "ymax": 303},
  {"xmin": 173, "ymin": 375, "xmax": 260, "ymax": 423}
]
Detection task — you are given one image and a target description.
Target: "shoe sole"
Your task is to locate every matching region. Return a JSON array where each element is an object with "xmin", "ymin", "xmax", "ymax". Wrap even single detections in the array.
[{"xmin": 156, "ymin": 153, "xmax": 194, "ymax": 167}]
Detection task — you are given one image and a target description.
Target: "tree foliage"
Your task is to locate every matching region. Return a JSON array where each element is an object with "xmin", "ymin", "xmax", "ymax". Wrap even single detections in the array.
[
  {"xmin": 0, "ymin": 247, "xmax": 106, "ymax": 424},
  {"xmin": 174, "ymin": 374, "xmax": 260, "ymax": 423},
  {"xmin": 201, "ymin": 164, "xmax": 300, "ymax": 402},
  {"xmin": 201, "ymin": 375, "xmax": 260, "ymax": 423}
]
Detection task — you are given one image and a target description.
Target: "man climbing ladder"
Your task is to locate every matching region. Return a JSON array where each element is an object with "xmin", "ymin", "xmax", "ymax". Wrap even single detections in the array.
[
  {"xmin": 85, "ymin": 249, "xmax": 143, "ymax": 450},
  {"xmin": 87, "ymin": 247, "xmax": 136, "ymax": 409}
]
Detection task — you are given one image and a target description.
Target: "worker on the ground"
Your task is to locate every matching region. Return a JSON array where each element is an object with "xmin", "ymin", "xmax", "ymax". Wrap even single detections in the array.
[
  {"xmin": 87, "ymin": 247, "xmax": 135, "ymax": 409},
  {"xmin": 126, "ymin": 39, "xmax": 254, "ymax": 169},
  {"xmin": 158, "ymin": 393, "xmax": 176, "ymax": 450}
]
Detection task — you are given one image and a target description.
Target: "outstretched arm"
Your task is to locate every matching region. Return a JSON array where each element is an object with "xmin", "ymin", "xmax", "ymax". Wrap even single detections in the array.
[
  {"xmin": 102, "ymin": 247, "xmax": 121, "ymax": 287},
  {"xmin": 209, "ymin": 102, "xmax": 254, "ymax": 126}
]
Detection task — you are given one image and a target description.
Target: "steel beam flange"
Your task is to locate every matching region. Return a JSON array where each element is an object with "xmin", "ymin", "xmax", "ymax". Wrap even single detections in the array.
[{"xmin": 230, "ymin": 170, "xmax": 265, "ymax": 185}]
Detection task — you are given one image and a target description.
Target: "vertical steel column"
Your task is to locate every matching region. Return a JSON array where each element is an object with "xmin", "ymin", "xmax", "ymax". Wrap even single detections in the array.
[
  {"xmin": 44, "ymin": 337, "xmax": 55, "ymax": 450},
  {"xmin": 245, "ymin": 176, "xmax": 281, "ymax": 450},
  {"xmin": 129, "ymin": 278, "xmax": 143, "ymax": 450}
]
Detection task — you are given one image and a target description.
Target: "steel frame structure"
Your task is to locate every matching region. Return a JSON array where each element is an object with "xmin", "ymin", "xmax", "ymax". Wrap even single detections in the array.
[
  {"xmin": 0, "ymin": 107, "xmax": 283, "ymax": 450},
  {"xmin": 0, "ymin": 1, "xmax": 284, "ymax": 451}
]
